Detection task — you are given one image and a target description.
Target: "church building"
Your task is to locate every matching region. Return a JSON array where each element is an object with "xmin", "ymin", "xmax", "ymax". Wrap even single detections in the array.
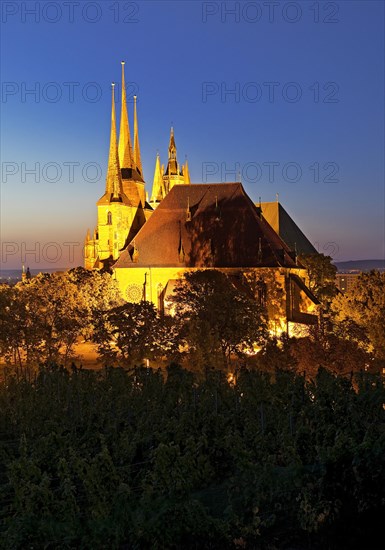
[{"xmin": 85, "ymin": 63, "xmax": 320, "ymax": 335}]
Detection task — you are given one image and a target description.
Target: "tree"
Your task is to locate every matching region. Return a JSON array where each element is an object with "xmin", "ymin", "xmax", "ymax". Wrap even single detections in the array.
[
  {"xmin": 65, "ymin": 267, "xmax": 123, "ymax": 335},
  {"xmin": 242, "ymin": 270, "xmax": 286, "ymax": 336},
  {"xmin": 0, "ymin": 285, "xmax": 43, "ymax": 373},
  {"xmin": 0, "ymin": 269, "xmax": 123, "ymax": 370},
  {"xmin": 289, "ymin": 326, "xmax": 370, "ymax": 379},
  {"xmin": 170, "ymin": 270, "xmax": 268, "ymax": 371},
  {"xmin": 93, "ymin": 301, "xmax": 173, "ymax": 367},
  {"xmin": 299, "ymin": 253, "xmax": 338, "ymax": 305},
  {"xmin": 331, "ymin": 270, "xmax": 385, "ymax": 359}
]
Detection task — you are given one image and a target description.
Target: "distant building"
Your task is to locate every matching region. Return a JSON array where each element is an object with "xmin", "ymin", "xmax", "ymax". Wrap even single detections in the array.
[
  {"xmin": 335, "ymin": 273, "xmax": 361, "ymax": 293},
  {"xmin": 21, "ymin": 266, "xmax": 31, "ymax": 283}
]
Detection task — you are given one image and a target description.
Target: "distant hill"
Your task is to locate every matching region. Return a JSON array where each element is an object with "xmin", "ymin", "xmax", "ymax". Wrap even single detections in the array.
[{"xmin": 334, "ymin": 259, "xmax": 385, "ymax": 272}]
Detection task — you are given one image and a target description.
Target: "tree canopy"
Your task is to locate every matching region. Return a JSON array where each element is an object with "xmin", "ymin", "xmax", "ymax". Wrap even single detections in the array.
[
  {"xmin": 0, "ymin": 268, "xmax": 122, "ymax": 371},
  {"xmin": 298, "ymin": 253, "xmax": 338, "ymax": 305},
  {"xmin": 170, "ymin": 270, "xmax": 269, "ymax": 372},
  {"xmin": 93, "ymin": 301, "xmax": 176, "ymax": 368},
  {"xmin": 0, "ymin": 365, "xmax": 384, "ymax": 549},
  {"xmin": 331, "ymin": 270, "xmax": 385, "ymax": 359}
]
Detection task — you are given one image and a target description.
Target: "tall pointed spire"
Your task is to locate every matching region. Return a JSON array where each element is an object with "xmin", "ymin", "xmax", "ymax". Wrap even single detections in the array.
[
  {"xmin": 106, "ymin": 83, "xmax": 123, "ymax": 200},
  {"xmin": 118, "ymin": 61, "xmax": 134, "ymax": 171},
  {"xmin": 151, "ymin": 152, "xmax": 164, "ymax": 202},
  {"xmin": 133, "ymin": 95, "xmax": 143, "ymax": 176}
]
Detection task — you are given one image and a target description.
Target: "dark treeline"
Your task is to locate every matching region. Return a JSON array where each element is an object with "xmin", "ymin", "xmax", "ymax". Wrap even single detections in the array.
[{"xmin": 1, "ymin": 365, "xmax": 384, "ymax": 549}]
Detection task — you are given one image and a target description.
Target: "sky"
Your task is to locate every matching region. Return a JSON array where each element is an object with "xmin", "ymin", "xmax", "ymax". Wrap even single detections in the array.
[{"xmin": 0, "ymin": 0, "xmax": 384, "ymax": 269}]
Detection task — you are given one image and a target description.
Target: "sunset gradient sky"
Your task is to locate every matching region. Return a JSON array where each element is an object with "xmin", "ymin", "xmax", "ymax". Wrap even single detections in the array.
[{"xmin": 1, "ymin": 0, "xmax": 384, "ymax": 269}]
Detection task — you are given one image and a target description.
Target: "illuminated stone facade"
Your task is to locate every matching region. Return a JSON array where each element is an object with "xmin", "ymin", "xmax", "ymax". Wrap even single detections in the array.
[
  {"xmin": 113, "ymin": 183, "xmax": 320, "ymax": 333},
  {"xmin": 85, "ymin": 62, "xmax": 320, "ymax": 332},
  {"xmin": 84, "ymin": 63, "xmax": 188, "ymax": 269}
]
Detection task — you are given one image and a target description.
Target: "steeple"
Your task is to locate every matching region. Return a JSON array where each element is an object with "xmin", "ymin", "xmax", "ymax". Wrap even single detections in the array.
[
  {"xmin": 118, "ymin": 61, "xmax": 134, "ymax": 171},
  {"xmin": 105, "ymin": 83, "xmax": 124, "ymax": 201},
  {"xmin": 169, "ymin": 126, "xmax": 176, "ymax": 160},
  {"xmin": 133, "ymin": 95, "xmax": 143, "ymax": 176},
  {"xmin": 166, "ymin": 126, "xmax": 178, "ymax": 176},
  {"xmin": 151, "ymin": 152, "xmax": 164, "ymax": 203},
  {"xmin": 161, "ymin": 126, "xmax": 189, "ymax": 196}
]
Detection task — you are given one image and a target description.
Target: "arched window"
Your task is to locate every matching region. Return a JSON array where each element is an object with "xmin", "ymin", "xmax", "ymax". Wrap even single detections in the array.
[
  {"xmin": 256, "ymin": 279, "xmax": 267, "ymax": 307},
  {"xmin": 107, "ymin": 211, "xmax": 112, "ymax": 225}
]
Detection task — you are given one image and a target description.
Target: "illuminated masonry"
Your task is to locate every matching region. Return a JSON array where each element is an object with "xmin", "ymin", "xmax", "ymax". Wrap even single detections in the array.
[{"xmin": 85, "ymin": 62, "xmax": 319, "ymax": 334}]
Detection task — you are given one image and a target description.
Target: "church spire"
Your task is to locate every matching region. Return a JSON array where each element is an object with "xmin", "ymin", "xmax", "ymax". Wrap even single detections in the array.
[
  {"xmin": 151, "ymin": 152, "xmax": 164, "ymax": 202},
  {"xmin": 165, "ymin": 126, "xmax": 178, "ymax": 176},
  {"xmin": 118, "ymin": 61, "xmax": 134, "ymax": 171},
  {"xmin": 106, "ymin": 83, "xmax": 123, "ymax": 200},
  {"xmin": 168, "ymin": 126, "xmax": 177, "ymax": 160},
  {"xmin": 133, "ymin": 95, "xmax": 143, "ymax": 176}
]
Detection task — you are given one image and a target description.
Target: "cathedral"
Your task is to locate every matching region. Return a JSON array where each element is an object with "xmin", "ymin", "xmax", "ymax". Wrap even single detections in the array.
[
  {"xmin": 84, "ymin": 63, "xmax": 319, "ymax": 335},
  {"xmin": 84, "ymin": 62, "xmax": 190, "ymax": 271}
]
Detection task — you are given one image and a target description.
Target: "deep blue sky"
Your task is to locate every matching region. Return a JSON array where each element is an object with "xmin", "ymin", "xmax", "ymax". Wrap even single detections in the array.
[{"xmin": 1, "ymin": 0, "xmax": 384, "ymax": 268}]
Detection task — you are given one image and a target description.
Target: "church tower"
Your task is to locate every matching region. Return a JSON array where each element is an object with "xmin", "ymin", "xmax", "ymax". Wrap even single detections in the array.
[
  {"xmin": 150, "ymin": 127, "xmax": 190, "ymax": 209},
  {"xmin": 85, "ymin": 66, "xmax": 151, "ymax": 270},
  {"xmin": 84, "ymin": 83, "xmax": 133, "ymax": 269}
]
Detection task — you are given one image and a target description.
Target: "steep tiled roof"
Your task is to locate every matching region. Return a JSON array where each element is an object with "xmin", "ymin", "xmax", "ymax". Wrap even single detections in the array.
[{"xmin": 114, "ymin": 183, "xmax": 299, "ymax": 269}]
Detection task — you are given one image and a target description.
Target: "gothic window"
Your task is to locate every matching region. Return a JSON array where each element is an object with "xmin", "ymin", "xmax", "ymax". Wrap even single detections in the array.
[
  {"xmin": 157, "ymin": 283, "xmax": 164, "ymax": 314},
  {"xmin": 256, "ymin": 279, "xmax": 267, "ymax": 307},
  {"xmin": 107, "ymin": 211, "xmax": 112, "ymax": 225}
]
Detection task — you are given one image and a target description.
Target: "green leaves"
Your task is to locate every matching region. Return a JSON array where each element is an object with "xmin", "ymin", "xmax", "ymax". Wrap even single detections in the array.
[
  {"xmin": 299, "ymin": 253, "xmax": 338, "ymax": 305},
  {"xmin": 93, "ymin": 301, "xmax": 175, "ymax": 368},
  {"xmin": 0, "ymin": 367, "xmax": 384, "ymax": 548},
  {"xmin": 0, "ymin": 269, "xmax": 123, "ymax": 371},
  {"xmin": 171, "ymin": 270, "xmax": 269, "ymax": 371},
  {"xmin": 331, "ymin": 270, "xmax": 385, "ymax": 359}
]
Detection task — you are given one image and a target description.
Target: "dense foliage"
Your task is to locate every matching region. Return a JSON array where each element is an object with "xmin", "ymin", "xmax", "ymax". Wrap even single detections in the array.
[
  {"xmin": 0, "ymin": 268, "xmax": 384, "ymax": 547},
  {"xmin": 0, "ymin": 365, "xmax": 384, "ymax": 549},
  {"xmin": 170, "ymin": 270, "xmax": 268, "ymax": 372},
  {"xmin": 0, "ymin": 268, "xmax": 122, "ymax": 370},
  {"xmin": 331, "ymin": 270, "xmax": 385, "ymax": 359},
  {"xmin": 93, "ymin": 301, "xmax": 176, "ymax": 367},
  {"xmin": 298, "ymin": 253, "xmax": 338, "ymax": 305}
]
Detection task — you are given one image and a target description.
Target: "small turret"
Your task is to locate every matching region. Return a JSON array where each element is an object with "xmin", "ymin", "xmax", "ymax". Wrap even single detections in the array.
[
  {"xmin": 183, "ymin": 157, "xmax": 191, "ymax": 184},
  {"xmin": 151, "ymin": 152, "xmax": 165, "ymax": 204}
]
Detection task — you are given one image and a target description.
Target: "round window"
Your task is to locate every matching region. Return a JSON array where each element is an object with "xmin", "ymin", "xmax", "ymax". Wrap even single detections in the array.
[{"xmin": 125, "ymin": 284, "xmax": 142, "ymax": 303}]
